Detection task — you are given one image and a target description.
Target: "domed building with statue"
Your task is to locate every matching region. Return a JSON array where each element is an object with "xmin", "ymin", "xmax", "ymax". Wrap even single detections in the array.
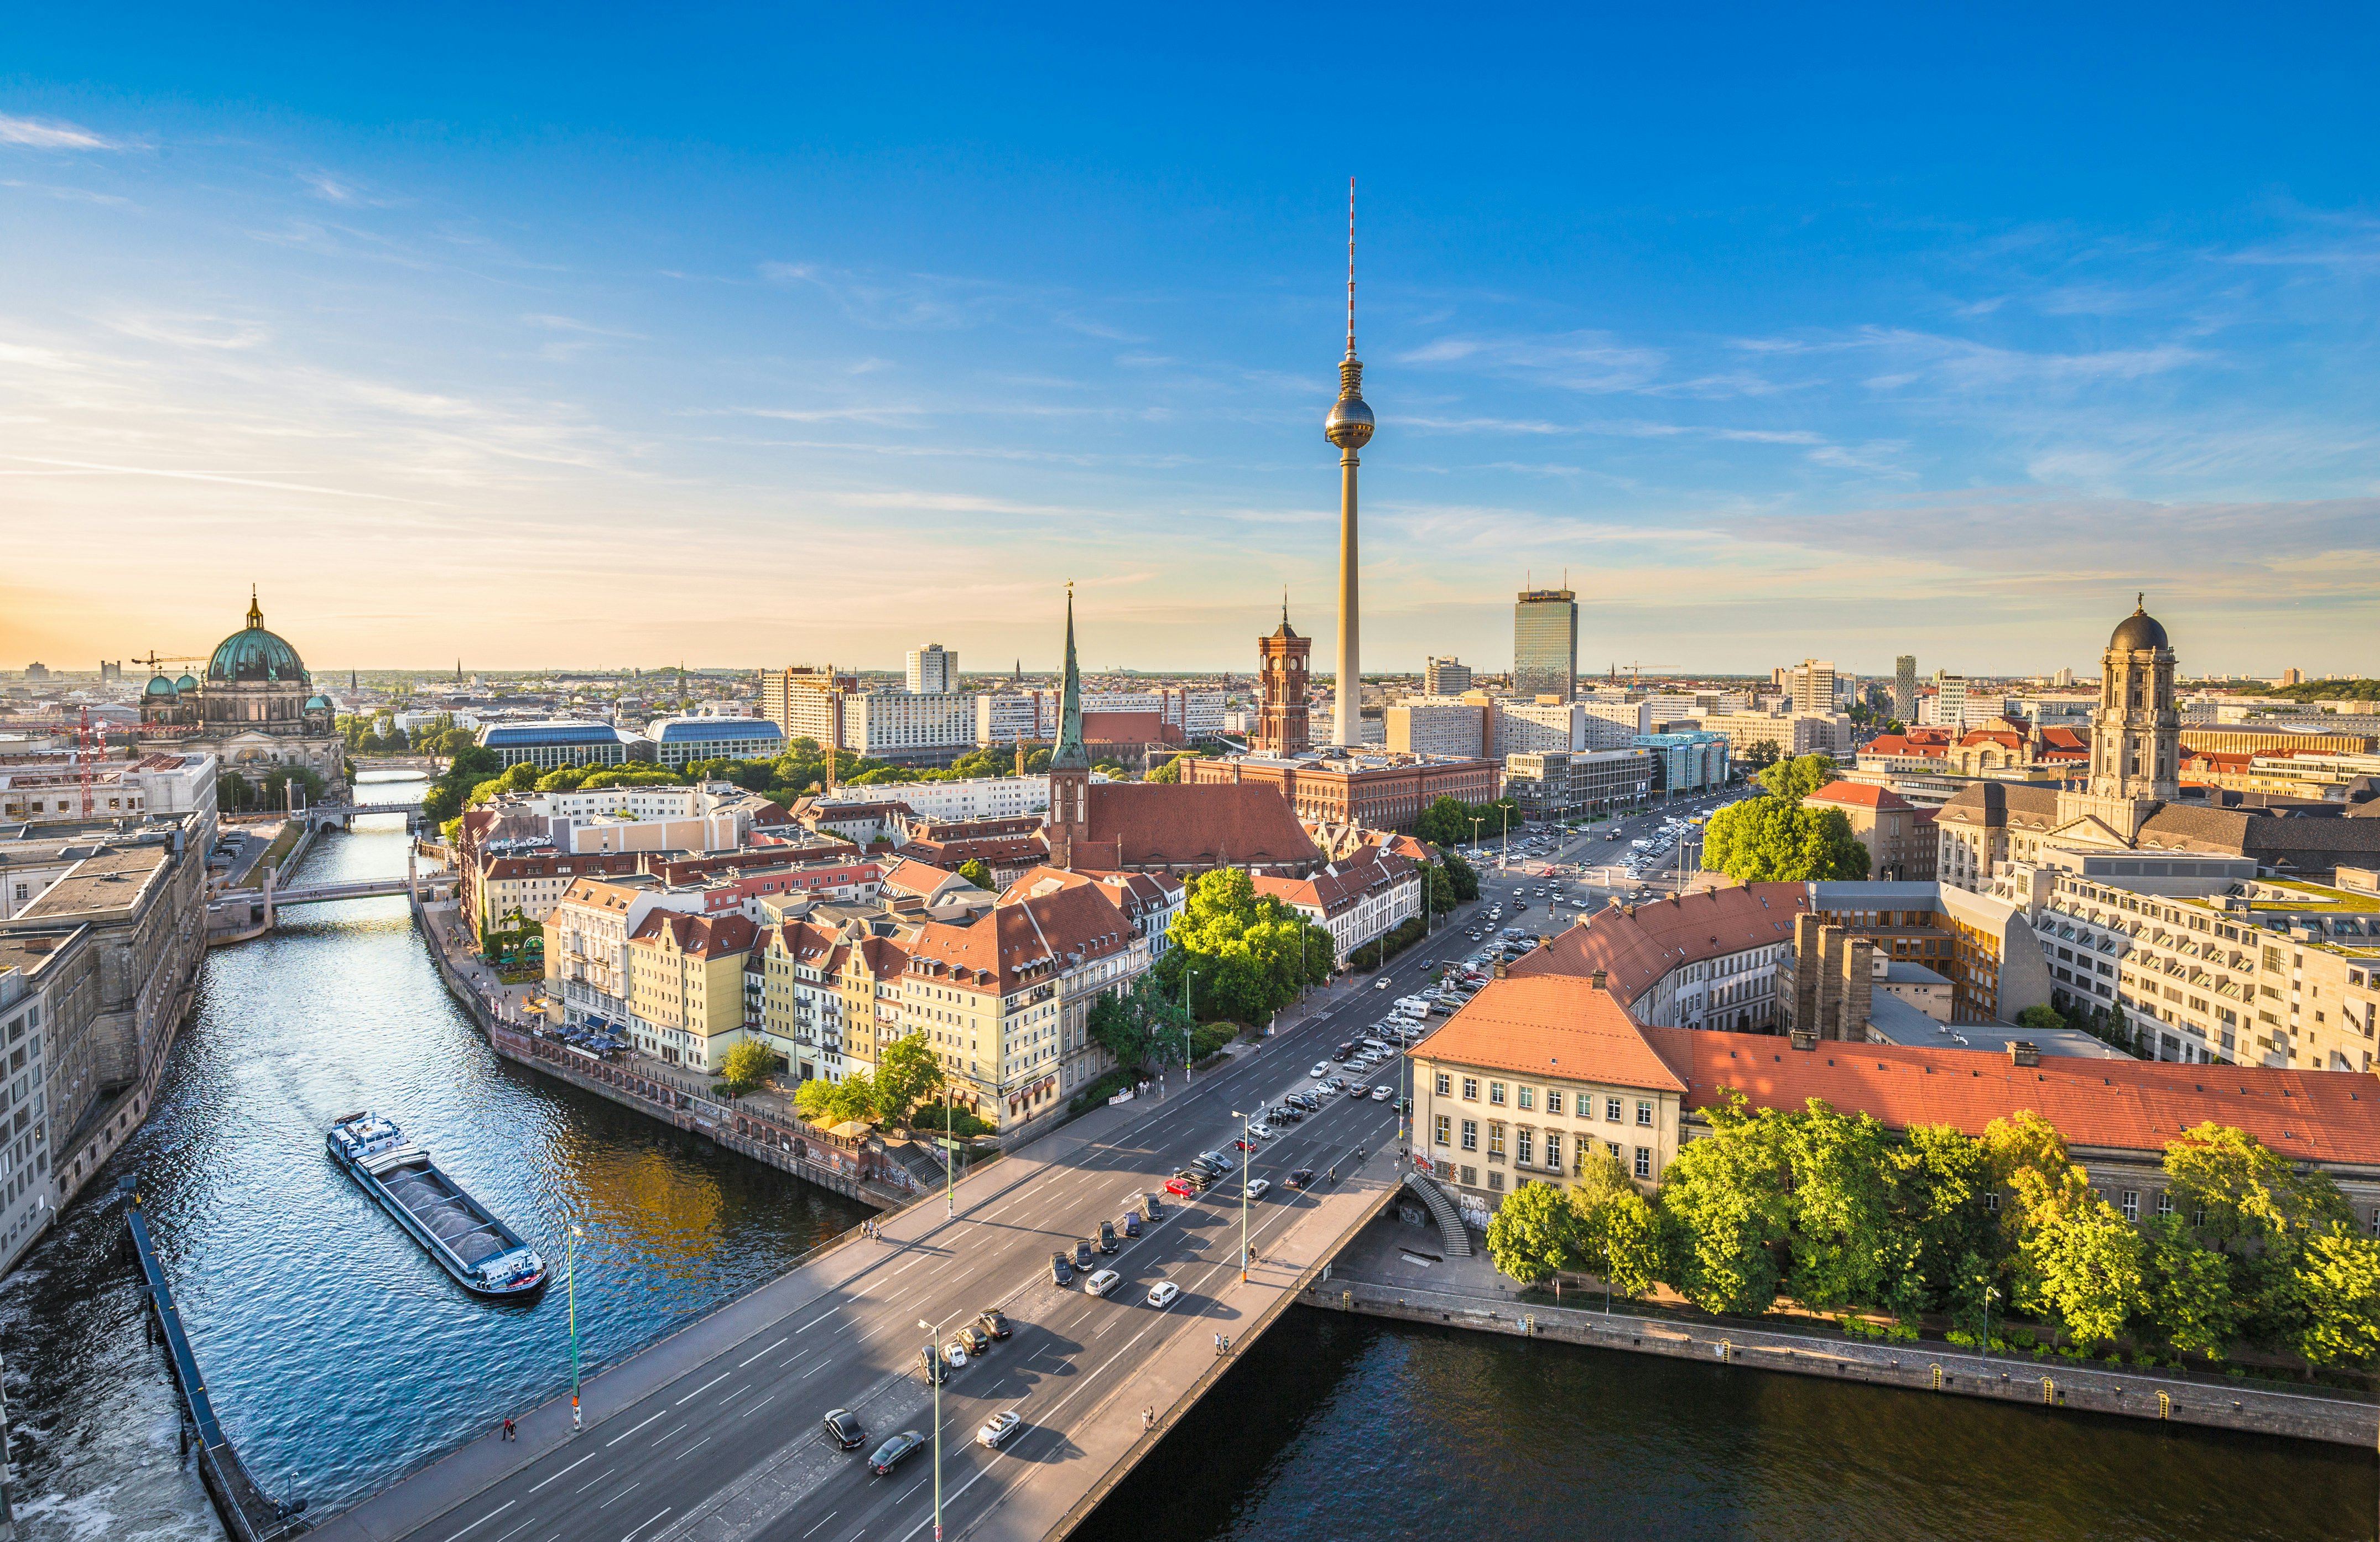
[{"xmin": 140, "ymin": 588, "xmax": 346, "ymax": 794}]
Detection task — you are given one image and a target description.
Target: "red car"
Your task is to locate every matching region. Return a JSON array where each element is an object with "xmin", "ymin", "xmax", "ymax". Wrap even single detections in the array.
[
  {"xmin": 1164, "ymin": 1175, "xmax": 1200, "ymax": 1197},
  {"xmin": 1232, "ymin": 1138, "xmax": 1258, "ymax": 1152}
]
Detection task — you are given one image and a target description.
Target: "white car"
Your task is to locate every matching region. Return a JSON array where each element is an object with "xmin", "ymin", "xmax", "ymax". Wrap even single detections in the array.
[
  {"xmin": 1084, "ymin": 1269, "xmax": 1121, "ymax": 1297},
  {"xmin": 1309, "ymin": 1062, "xmax": 1331, "ymax": 1079},
  {"xmin": 1147, "ymin": 1280, "xmax": 1182, "ymax": 1308},
  {"xmin": 1245, "ymin": 1178, "xmax": 1272, "ymax": 1200},
  {"xmin": 977, "ymin": 1410, "xmax": 1021, "ymax": 1448},
  {"xmin": 1374, "ymin": 978, "xmax": 1393, "ymax": 990},
  {"xmin": 1371, "ymin": 1085, "xmax": 1393, "ymax": 1101},
  {"xmin": 1248, "ymin": 1122, "xmax": 1276, "ymax": 1140}
]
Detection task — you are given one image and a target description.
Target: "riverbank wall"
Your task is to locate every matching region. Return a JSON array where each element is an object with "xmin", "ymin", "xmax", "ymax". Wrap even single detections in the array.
[{"xmin": 1307, "ymin": 1275, "xmax": 2380, "ymax": 1449}]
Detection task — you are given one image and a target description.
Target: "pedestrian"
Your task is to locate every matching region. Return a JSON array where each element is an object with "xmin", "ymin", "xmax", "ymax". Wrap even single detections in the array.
[{"xmin": 501, "ymin": 1416, "xmax": 515, "ymax": 1441}]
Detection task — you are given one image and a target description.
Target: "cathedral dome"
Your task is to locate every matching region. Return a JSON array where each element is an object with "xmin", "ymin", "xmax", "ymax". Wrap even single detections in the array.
[
  {"xmin": 207, "ymin": 589, "xmax": 309, "ymax": 685},
  {"xmin": 175, "ymin": 673, "xmax": 199, "ymax": 692},
  {"xmin": 144, "ymin": 673, "xmax": 178, "ymax": 699},
  {"xmin": 2109, "ymin": 598, "xmax": 2169, "ymax": 653}
]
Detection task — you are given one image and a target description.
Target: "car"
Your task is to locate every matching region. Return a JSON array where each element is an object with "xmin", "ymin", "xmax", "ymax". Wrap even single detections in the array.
[
  {"xmin": 1194, "ymin": 1152, "xmax": 1231, "ymax": 1175},
  {"xmin": 1073, "ymin": 1240, "xmax": 1095, "ymax": 1270},
  {"xmin": 824, "ymin": 1408, "xmax": 867, "ymax": 1450},
  {"xmin": 978, "ymin": 1410, "xmax": 1022, "ymax": 1449},
  {"xmin": 918, "ymin": 1347, "xmax": 949, "ymax": 1385},
  {"xmin": 978, "ymin": 1309, "xmax": 1011, "ymax": 1340},
  {"xmin": 1084, "ymin": 1268, "xmax": 1122, "ymax": 1297},
  {"xmin": 1324, "ymin": 1077, "xmax": 1349, "ymax": 1095},
  {"xmin": 1374, "ymin": 977, "xmax": 1393, "ymax": 989},
  {"xmin": 1232, "ymin": 1137, "xmax": 1258, "ymax": 1152},
  {"xmin": 1051, "ymin": 1251, "xmax": 1073, "ymax": 1285},
  {"xmin": 870, "ymin": 1430, "xmax": 926, "ymax": 1475},
  {"xmin": 1143, "ymin": 1192, "xmax": 1164, "ymax": 1220},
  {"xmin": 1288, "ymin": 1167, "xmax": 1316, "ymax": 1189},
  {"xmin": 1309, "ymin": 1062, "xmax": 1332, "ymax": 1079},
  {"xmin": 1098, "ymin": 1221, "xmax": 1119, "ymax": 1253},
  {"xmin": 1372, "ymin": 1085, "xmax": 1392, "ymax": 1101},
  {"xmin": 957, "ymin": 1324, "xmax": 991, "ymax": 1357},
  {"xmin": 1245, "ymin": 1178, "xmax": 1272, "ymax": 1200},
  {"xmin": 1273, "ymin": 1103, "xmax": 1303, "ymax": 1123},
  {"xmin": 1123, "ymin": 1211, "xmax": 1143, "ymax": 1238},
  {"xmin": 1248, "ymin": 1123, "xmax": 1275, "ymax": 1141},
  {"xmin": 1147, "ymin": 1280, "xmax": 1182, "ymax": 1308},
  {"xmin": 1334, "ymin": 1041, "xmax": 1357, "ymax": 1060},
  {"xmin": 1164, "ymin": 1175, "xmax": 1200, "ymax": 1197},
  {"xmin": 943, "ymin": 1339, "xmax": 970, "ymax": 1368}
]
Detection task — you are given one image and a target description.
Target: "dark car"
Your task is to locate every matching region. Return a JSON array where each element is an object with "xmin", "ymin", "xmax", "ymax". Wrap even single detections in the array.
[
  {"xmin": 957, "ymin": 1324, "xmax": 991, "ymax": 1357},
  {"xmin": 1143, "ymin": 1192, "xmax": 1164, "ymax": 1220},
  {"xmin": 978, "ymin": 1307, "xmax": 1012, "ymax": 1340},
  {"xmin": 1332, "ymin": 1043, "xmax": 1356, "ymax": 1061},
  {"xmin": 1051, "ymin": 1251, "xmax": 1073, "ymax": 1285},
  {"xmin": 1097, "ymin": 1221, "xmax": 1119, "ymax": 1254},
  {"xmin": 1073, "ymin": 1239, "xmax": 1095, "ymax": 1270},
  {"xmin": 1123, "ymin": 1211, "xmax": 1142, "ymax": 1238},
  {"xmin": 1289, "ymin": 1167, "xmax": 1317, "ymax": 1189},
  {"xmin": 1171, "ymin": 1168, "xmax": 1210, "ymax": 1190},
  {"xmin": 918, "ymin": 1347, "xmax": 947, "ymax": 1385},
  {"xmin": 824, "ymin": 1408, "xmax": 866, "ymax": 1450},
  {"xmin": 870, "ymin": 1430, "xmax": 926, "ymax": 1476}
]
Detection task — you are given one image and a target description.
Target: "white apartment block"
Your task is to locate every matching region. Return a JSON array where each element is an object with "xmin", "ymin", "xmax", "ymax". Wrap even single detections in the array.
[
  {"xmin": 545, "ymin": 878, "xmax": 716, "ymax": 1032},
  {"xmin": 1691, "ymin": 711, "xmax": 1852, "ymax": 759},
  {"xmin": 1786, "ymin": 660, "xmax": 1837, "ymax": 716},
  {"xmin": 1386, "ymin": 699, "xmax": 1485, "ymax": 757},
  {"xmin": 907, "ymin": 645, "xmax": 959, "ymax": 694},
  {"xmin": 842, "ymin": 691, "xmax": 977, "ymax": 759},
  {"xmin": 819, "ymin": 774, "xmax": 1054, "ymax": 822},
  {"xmin": 1580, "ymin": 698, "xmax": 1654, "ymax": 743},
  {"xmin": 977, "ymin": 692, "xmax": 1052, "ymax": 746},
  {"xmin": 1495, "ymin": 701, "xmax": 1589, "ymax": 755}
]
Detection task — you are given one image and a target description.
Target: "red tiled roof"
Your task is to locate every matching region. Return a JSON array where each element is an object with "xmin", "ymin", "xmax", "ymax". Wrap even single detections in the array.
[
  {"xmin": 878, "ymin": 856, "xmax": 961, "ymax": 898},
  {"xmin": 1081, "ymin": 710, "xmax": 1178, "ymax": 744},
  {"xmin": 1509, "ymin": 882, "xmax": 1809, "ymax": 1007},
  {"xmin": 1861, "ymin": 734, "xmax": 1945, "ymax": 759},
  {"xmin": 905, "ymin": 881, "xmax": 1137, "ymax": 997},
  {"xmin": 1806, "ymin": 780, "xmax": 1912, "ymax": 811},
  {"xmin": 628, "ymin": 909, "xmax": 757, "ymax": 959},
  {"xmin": 1673, "ymin": 1029, "xmax": 2380, "ymax": 1167},
  {"xmin": 1080, "ymin": 783, "xmax": 1320, "ymax": 871},
  {"xmin": 1251, "ymin": 848, "xmax": 1416, "ymax": 918},
  {"xmin": 1411, "ymin": 976, "xmax": 1688, "ymax": 1092}
]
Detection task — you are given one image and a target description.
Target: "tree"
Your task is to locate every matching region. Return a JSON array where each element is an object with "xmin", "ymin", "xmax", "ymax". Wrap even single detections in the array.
[
  {"xmin": 1882, "ymin": 720, "xmax": 1907, "ymax": 736},
  {"xmin": 1440, "ymin": 850, "xmax": 1480, "ymax": 902},
  {"xmin": 2014, "ymin": 1003, "xmax": 2066, "ymax": 1034},
  {"xmin": 1757, "ymin": 753, "xmax": 1839, "ymax": 803},
  {"xmin": 2139, "ymin": 1214, "xmax": 2242, "ymax": 1362},
  {"xmin": 716, "ymin": 1039, "xmax": 779, "ymax": 1096},
  {"xmin": 1779, "ymin": 1100, "xmax": 1896, "ymax": 1312},
  {"xmin": 1414, "ymin": 795, "xmax": 1476, "ymax": 848},
  {"xmin": 1147, "ymin": 752, "xmax": 1198, "ymax": 784},
  {"xmin": 2163, "ymin": 1121, "xmax": 2355, "ymax": 1349},
  {"xmin": 2290, "ymin": 1225, "xmax": 2380, "ymax": 1369},
  {"xmin": 872, "ymin": 1032, "xmax": 945, "ymax": 1125},
  {"xmin": 420, "ymin": 745, "xmax": 502, "ymax": 821},
  {"xmin": 1424, "ymin": 862, "xmax": 1457, "ymax": 916},
  {"xmin": 1655, "ymin": 1095, "xmax": 1795, "ymax": 1315},
  {"xmin": 1160, "ymin": 868, "xmax": 1326, "ymax": 1024},
  {"xmin": 1740, "ymin": 739, "xmax": 1782, "ymax": 773},
  {"xmin": 1568, "ymin": 1147, "xmax": 1666, "ymax": 1300},
  {"xmin": 1485, "ymin": 1181, "xmax": 1585, "ymax": 1291},
  {"xmin": 957, "ymin": 859, "xmax": 995, "ymax": 891},
  {"xmin": 794, "ymin": 1071, "xmax": 878, "ymax": 1127},
  {"xmin": 1087, "ymin": 975, "xmax": 1188, "ymax": 1070},
  {"xmin": 1883, "ymin": 1123, "xmax": 1998, "ymax": 1317},
  {"xmin": 1700, "ymin": 799, "xmax": 1869, "ymax": 883},
  {"xmin": 2019, "ymin": 1186, "xmax": 2146, "ymax": 1348}
]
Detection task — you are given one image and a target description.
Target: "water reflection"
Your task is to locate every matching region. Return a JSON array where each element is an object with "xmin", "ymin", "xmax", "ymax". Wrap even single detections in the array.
[{"xmin": 0, "ymin": 777, "xmax": 871, "ymax": 1538}]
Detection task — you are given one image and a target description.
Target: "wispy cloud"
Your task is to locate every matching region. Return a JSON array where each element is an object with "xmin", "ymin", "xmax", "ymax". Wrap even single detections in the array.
[{"xmin": 0, "ymin": 113, "xmax": 118, "ymax": 151}]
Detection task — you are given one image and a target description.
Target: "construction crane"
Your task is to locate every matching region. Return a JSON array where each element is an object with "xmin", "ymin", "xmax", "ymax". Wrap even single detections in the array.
[
  {"xmin": 130, "ymin": 650, "xmax": 206, "ymax": 676},
  {"xmin": 0, "ymin": 708, "xmax": 108, "ymax": 818},
  {"xmin": 1611, "ymin": 661, "xmax": 1681, "ymax": 688}
]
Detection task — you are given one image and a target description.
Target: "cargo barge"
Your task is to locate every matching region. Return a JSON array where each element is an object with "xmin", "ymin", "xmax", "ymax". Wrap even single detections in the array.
[{"xmin": 326, "ymin": 1111, "xmax": 548, "ymax": 1299}]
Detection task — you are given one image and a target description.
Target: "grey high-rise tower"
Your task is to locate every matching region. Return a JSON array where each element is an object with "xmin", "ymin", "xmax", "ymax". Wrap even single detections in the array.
[
  {"xmin": 1893, "ymin": 655, "xmax": 1917, "ymax": 722},
  {"xmin": 1325, "ymin": 179, "xmax": 1374, "ymax": 748},
  {"xmin": 1513, "ymin": 588, "xmax": 1579, "ymax": 701}
]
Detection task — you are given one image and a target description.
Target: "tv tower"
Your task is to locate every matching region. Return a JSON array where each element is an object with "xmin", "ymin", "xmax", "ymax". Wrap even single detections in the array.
[{"xmin": 1325, "ymin": 177, "xmax": 1376, "ymax": 749}]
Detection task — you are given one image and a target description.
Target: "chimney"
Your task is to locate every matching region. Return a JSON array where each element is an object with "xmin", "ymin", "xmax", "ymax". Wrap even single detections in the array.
[
  {"xmin": 2008, "ymin": 1040, "xmax": 2040, "ymax": 1068},
  {"xmin": 1789, "ymin": 1028, "xmax": 1817, "ymax": 1051},
  {"xmin": 1590, "ymin": 968, "xmax": 1607, "ymax": 991},
  {"xmin": 1492, "ymin": 957, "xmax": 1508, "ymax": 980},
  {"xmin": 1792, "ymin": 914, "xmax": 1824, "ymax": 1041},
  {"xmin": 1844, "ymin": 936, "xmax": 1875, "ymax": 1041}
]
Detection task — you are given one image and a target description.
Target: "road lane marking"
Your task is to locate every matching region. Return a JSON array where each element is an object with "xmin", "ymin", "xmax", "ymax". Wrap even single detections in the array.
[
  {"xmin": 897, "ymin": 1476, "xmax": 928, "ymax": 1503},
  {"xmin": 738, "ymin": 1335, "xmax": 790, "ymax": 1367},
  {"xmin": 800, "ymin": 1358, "xmax": 832, "ymax": 1378},
  {"xmin": 799, "ymin": 1512, "xmax": 839, "ymax": 1539},
  {"xmin": 671, "ymin": 1434, "xmax": 713, "ymax": 1461},
  {"xmin": 797, "ymin": 1308, "xmax": 840, "ymax": 1331},
  {"xmin": 439, "ymin": 1501, "xmax": 514, "ymax": 1542},
  {"xmin": 620, "ymin": 1506, "xmax": 671, "ymax": 1541},
  {"xmin": 675, "ymin": 1371, "xmax": 731, "ymax": 1404},
  {"xmin": 738, "ymin": 1392, "xmax": 778, "ymax": 1419},
  {"xmin": 605, "ymin": 1411, "xmax": 663, "ymax": 1447},
  {"xmin": 596, "ymin": 1480, "xmax": 639, "ymax": 1511},
  {"xmin": 891, "ymin": 1254, "xmax": 925, "ymax": 1275},
  {"xmin": 574, "ymin": 1467, "xmax": 616, "ymax": 1496},
  {"xmin": 492, "ymin": 1518, "xmax": 540, "ymax": 1542},
  {"xmin": 649, "ymin": 1421, "xmax": 689, "ymax": 1447},
  {"xmin": 525, "ymin": 1450, "xmax": 596, "ymax": 1492}
]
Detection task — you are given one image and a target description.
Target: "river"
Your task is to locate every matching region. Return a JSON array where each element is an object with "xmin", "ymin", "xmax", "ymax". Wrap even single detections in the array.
[{"xmin": 2, "ymin": 775, "xmax": 2372, "ymax": 1540}]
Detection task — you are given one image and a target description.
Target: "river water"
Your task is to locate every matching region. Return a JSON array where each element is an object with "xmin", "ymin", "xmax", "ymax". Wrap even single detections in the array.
[{"xmin": 3, "ymin": 775, "xmax": 2372, "ymax": 1541}]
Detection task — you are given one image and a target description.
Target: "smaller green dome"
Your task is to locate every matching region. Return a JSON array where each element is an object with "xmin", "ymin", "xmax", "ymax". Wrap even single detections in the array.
[
  {"xmin": 145, "ymin": 673, "xmax": 178, "ymax": 699},
  {"xmin": 305, "ymin": 694, "xmax": 331, "ymax": 710},
  {"xmin": 176, "ymin": 673, "xmax": 200, "ymax": 692}
]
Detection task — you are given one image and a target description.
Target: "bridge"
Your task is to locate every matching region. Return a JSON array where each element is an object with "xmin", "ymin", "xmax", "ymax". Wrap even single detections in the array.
[
  {"xmin": 207, "ymin": 855, "xmax": 451, "ymax": 944},
  {"xmin": 301, "ymin": 932, "xmax": 1476, "ymax": 1542},
  {"xmin": 303, "ymin": 800, "xmax": 430, "ymax": 831}
]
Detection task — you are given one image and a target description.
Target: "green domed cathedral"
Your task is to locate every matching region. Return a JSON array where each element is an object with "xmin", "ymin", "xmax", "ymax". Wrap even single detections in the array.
[{"xmin": 140, "ymin": 588, "xmax": 345, "ymax": 790}]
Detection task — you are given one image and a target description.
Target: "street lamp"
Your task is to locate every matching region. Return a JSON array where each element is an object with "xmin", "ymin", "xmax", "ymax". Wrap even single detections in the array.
[
  {"xmin": 1231, "ymin": 1109, "xmax": 1253, "ymax": 1281},
  {"xmin": 919, "ymin": 1310, "xmax": 966, "ymax": 1542},
  {"xmin": 1981, "ymin": 1285, "xmax": 1998, "ymax": 1373},
  {"xmin": 566, "ymin": 1223, "xmax": 586, "ymax": 1431},
  {"xmin": 1180, "ymin": 966, "xmax": 1198, "ymax": 1088}
]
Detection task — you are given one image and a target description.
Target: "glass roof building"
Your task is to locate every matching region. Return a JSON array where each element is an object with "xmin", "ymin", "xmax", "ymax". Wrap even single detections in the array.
[{"xmin": 1513, "ymin": 588, "xmax": 1578, "ymax": 702}]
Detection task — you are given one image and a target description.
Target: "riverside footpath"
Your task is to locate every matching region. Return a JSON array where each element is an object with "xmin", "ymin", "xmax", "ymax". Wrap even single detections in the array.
[{"xmin": 1316, "ymin": 1209, "xmax": 2380, "ymax": 1449}]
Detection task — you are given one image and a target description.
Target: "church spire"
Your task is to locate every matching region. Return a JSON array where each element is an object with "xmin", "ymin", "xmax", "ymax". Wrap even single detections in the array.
[
  {"xmin": 246, "ymin": 584, "xmax": 263, "ymax": 630},
  {"xmin": 1051, "ymin": 582, "xmax": 1089, "ymax": 770}
]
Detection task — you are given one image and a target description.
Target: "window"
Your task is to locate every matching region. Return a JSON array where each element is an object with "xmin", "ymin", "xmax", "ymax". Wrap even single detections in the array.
[
  {"xmin": 1435, "ymin": 1071, "xmax": 1451, "ymax": 1096},
  {"xmin": 1487, "ymin": 1122, "xmax": 1507, "ymax": 1161},
  {"xmin": 1460, "ymin": 1165, "xmax": 1477, "ymax": 1187},
  {"xmin": 1606, "ymin": 1097, "xmax": 1623, "ymax": 1122},
  {"xmin": 1516, "ymin": 1128, "xmax": 1534, "ymax": 1165},
  {"xmin": 1461, "ymin": 1119, "xmax": 1478, "ymax": 1152},
  {"xmin": 1518, "ymin": 1086, "xmax": 1535, "ymax": 1111},
  {"xmin": 1435, "ymin": 1114, "xmax": 1451, "ymax": 1147},
  {"xmin": 1636, "ymin": 1100, "xmax": 1654, "ymax": 1127},
  {"xmin": 1488, "ymin": 1082, "xmax": 1507, "ymax": 1106},
  {"xmin": 1606, "ymin": 1140, "xmax": 1622, "ymax": 1160},
  {"xmin": 1546, "ymin": 1090, "xmax": 1564, "ymax": 1116},
  {"xmin": 2121, "ymin": 1190, "xmax": 2139, "ymax": 1223},
  {"xmin": 2157, "ymin": 1191, "xmax": 2174, "ymax": 1219},
  {"xmin": 1488, "ymin": 1170, "xmax": 1504, "ymax": 1192},
  {"xmin": 1543, "ymin": 1132, "xmax": 1560, "ymax": 1171},
  {"xmin": 1633, "ymin": 1146, "xmax": 1652, "ymax": 1180},
  {"xmin": 1986, "ymin": 1191, "xmax": 1999, "ymax": 1212},
  {"xmin": 1462, "ymin": 1077, "xmax": 1479, "ymax": 1101}
]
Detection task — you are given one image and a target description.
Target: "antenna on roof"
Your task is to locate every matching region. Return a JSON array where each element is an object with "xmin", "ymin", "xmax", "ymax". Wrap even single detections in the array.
[{"xmin": 1345, "ymin": 176, "xmax": 1357, "ymax": 357}]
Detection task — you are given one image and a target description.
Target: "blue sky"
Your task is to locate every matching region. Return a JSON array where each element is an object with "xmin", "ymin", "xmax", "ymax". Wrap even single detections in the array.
[{"xmin": 4, "ymin": 7, "xmax": 2376, "ymax": 679}]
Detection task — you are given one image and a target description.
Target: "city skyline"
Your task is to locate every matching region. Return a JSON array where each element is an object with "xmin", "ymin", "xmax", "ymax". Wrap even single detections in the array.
[{"xmin": 6, "ymin": 11, "xmax": 2378, "ymax": 676}]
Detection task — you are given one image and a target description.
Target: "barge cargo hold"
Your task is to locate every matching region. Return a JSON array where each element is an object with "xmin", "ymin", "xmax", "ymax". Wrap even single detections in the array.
[{"xmin": 327, "ymin": 1111, "xmax": 548, "ymax": 1299}]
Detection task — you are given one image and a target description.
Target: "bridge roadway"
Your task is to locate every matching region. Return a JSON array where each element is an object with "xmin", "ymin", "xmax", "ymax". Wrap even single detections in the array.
[{"xmin": 307, "ymin": 921, "xmax": 1487, "ymax": 1542}]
